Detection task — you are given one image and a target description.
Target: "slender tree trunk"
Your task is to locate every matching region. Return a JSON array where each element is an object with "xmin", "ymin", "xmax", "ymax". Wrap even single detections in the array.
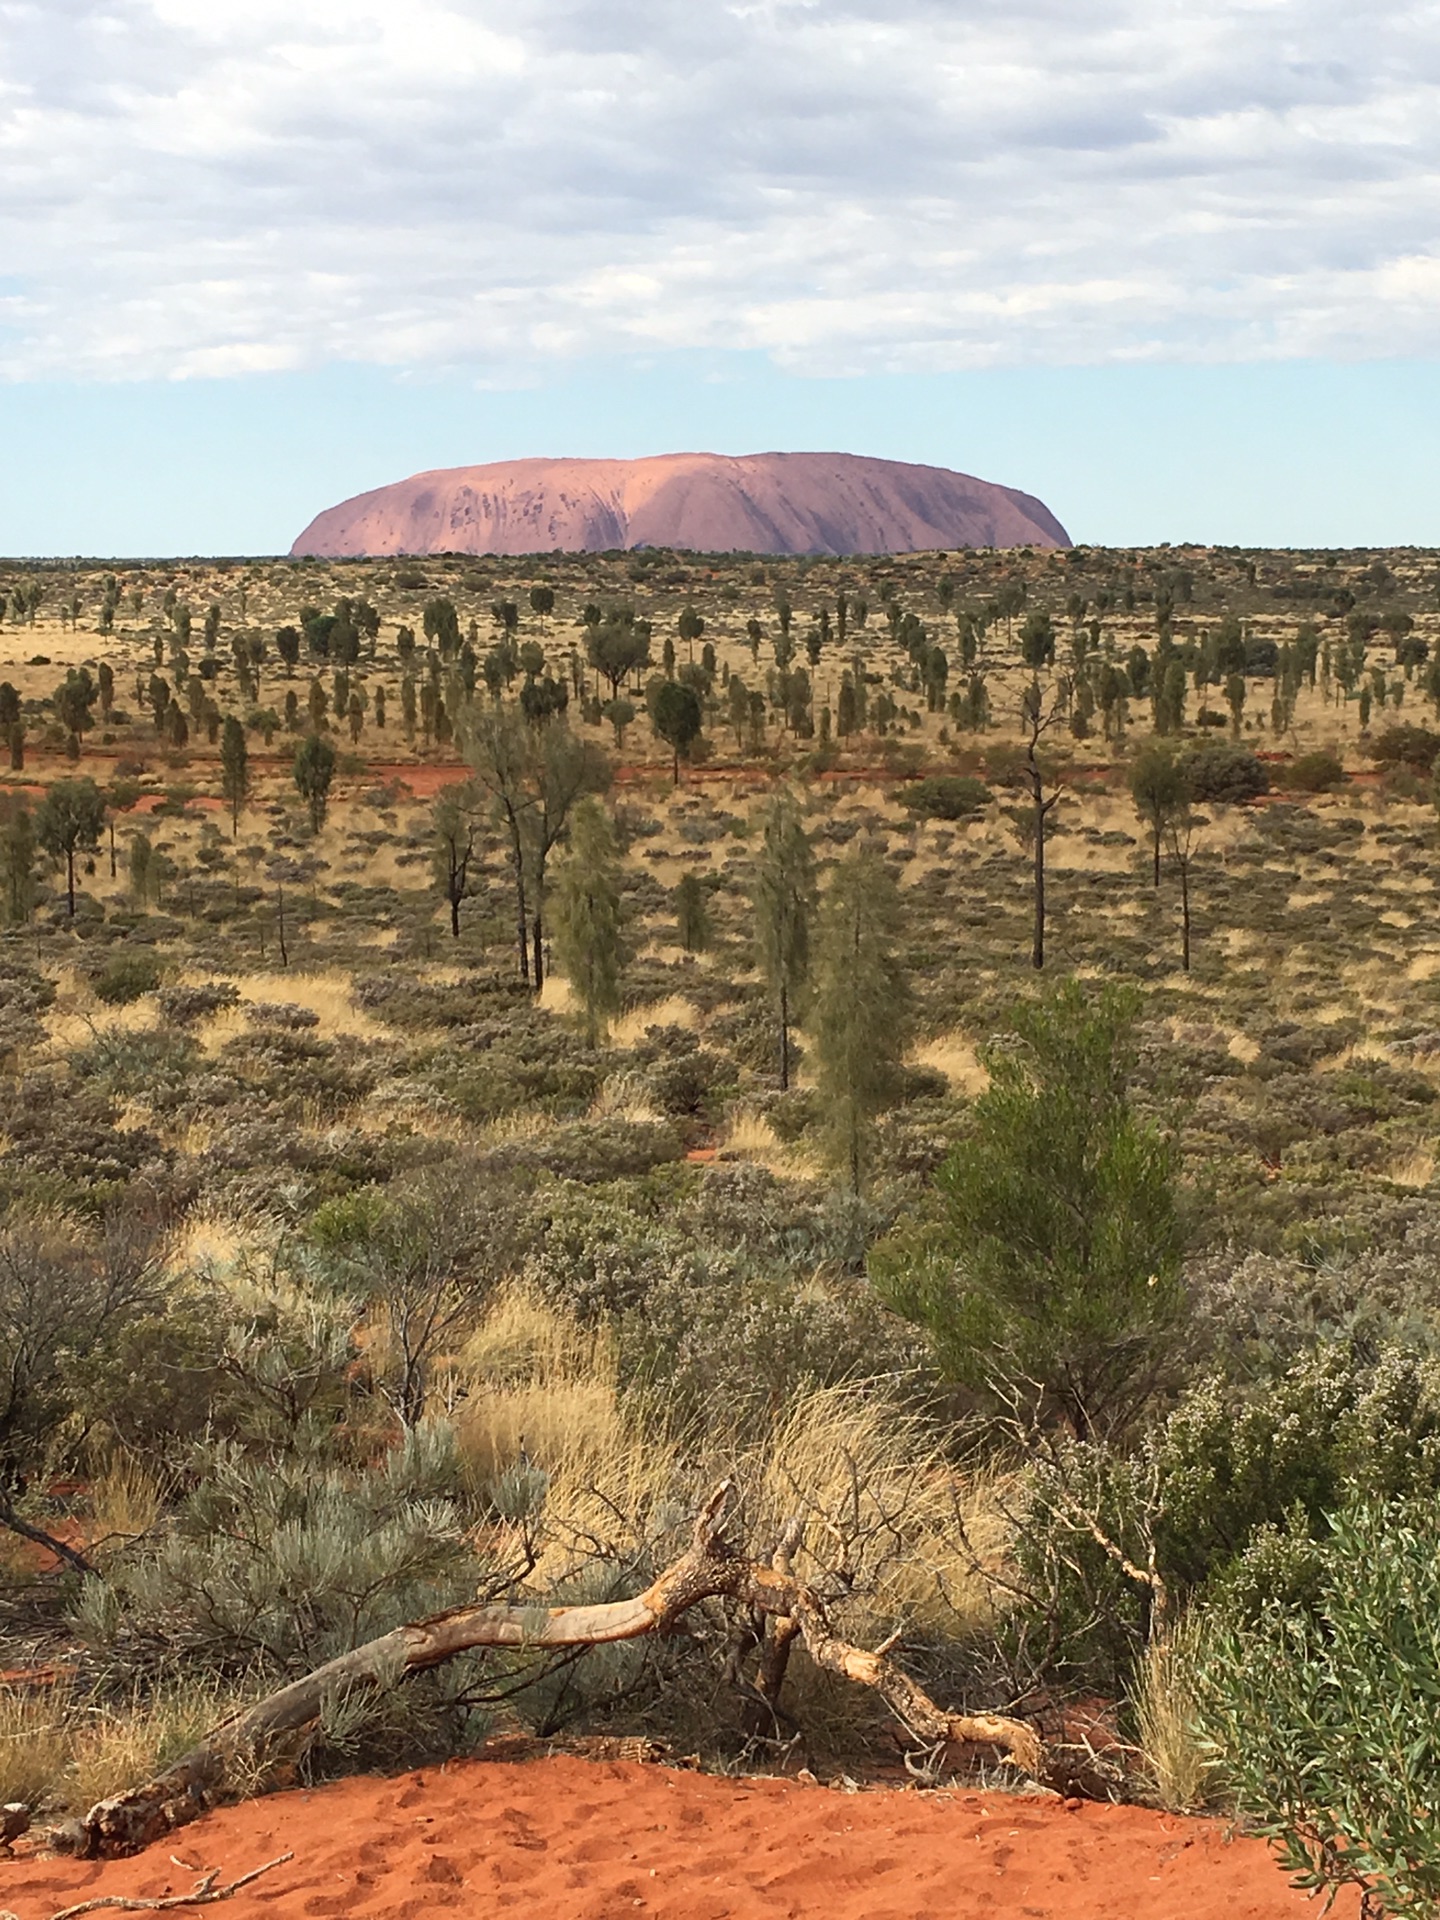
[
  {"xmin": 779, "ymin": 980, "xmax": 789, "ymax": 1091},
  {"xmin": 1152, "ymin": 821, "xmax": 1161, "ymax": 888},
  {"xmin": 0, "ymin": 1497, "xmax": 95, "ymax": 1576},
  {"xmin": 276, "ymin": 884, "xmax": 287, "ymax": 967},
  {"xmin": 502, "ymin": 807, "xmax": 530, "ymax": 985},
  {"xmin": 108, "ymin": 821, "xmax": 116, "ymax": 880},
  {"xmin": 450, "ymin": 889, "xmax": 461, "ymax": 938},
  {"xmin": 66, "ymin": 848, "xmax": 75, "ymax": 918},
  {"xmin": 1031, "ymin": 791, "xmax": 1045, "ymax": 971},
  {"xmin": 532, "ymin": 908, "xmax": 544, "ymax": 992},
  {"xmin": 1180, "ymin": 858, "xmax": 1191, "ymax": 971}
]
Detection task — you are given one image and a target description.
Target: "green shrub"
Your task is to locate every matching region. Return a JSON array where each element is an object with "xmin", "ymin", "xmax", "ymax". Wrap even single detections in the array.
[
  {"xmin": 93, "ymin": 952, "xmax": 163, "ymax": 1005},
  {"xmin": 872, "ymin": 981, "xmax": 1186, "ymax": 1441},
  {"xmin": 1278, "ymin": 750, "xmax": 1345, "ymax": 793},
  {"xmin": 1201, "ymin": 1498, "xmax": 1440, "ymax": 1919},
  {"xmin": 1179, "ymin": 742, "xmax": 1270, "ymax": 805},
  {"xmin": 1366, "ymin": 723, "xmax": 1440, "ymax": 773},
  {"xmin": 76, "ymin": 1424, "xmax": 484, "ymax": 1675},
  {"xmin": 1009, "ymin": 1341, "xmax": 1440, "ymax": 1699},
  {"xmin": 896, "ymin": 774, "xmax": 993, "ymax": 820}
]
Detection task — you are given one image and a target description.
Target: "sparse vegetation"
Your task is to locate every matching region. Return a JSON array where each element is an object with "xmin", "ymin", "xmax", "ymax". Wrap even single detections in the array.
[{"xmin": 2, "ymin": 540, "xmax": 1440, "ymax": 1912}]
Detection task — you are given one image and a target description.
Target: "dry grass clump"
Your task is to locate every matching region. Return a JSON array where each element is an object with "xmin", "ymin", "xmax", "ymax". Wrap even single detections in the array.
[
  {"xmin": 165, "ymin": 1207, "xmax": 261, "ymax": 1278},
  {"xmin": 89, "ymin": 1456, "xmax": 162, "ymax": 1555},
  {"xmin": 0, "ymin": 1684, "xmax": 73, "ymax": 1807},
  {"xmin": 1134, "ymin": 1618, "xmax": 1217, "ymax": 1813},
  {"xmin": 589, "ymin": 1071, "xmax": 665, "ymax": 1124},
  {"xmin": 537, "ymin": 974, "xmax": 577, "ymax": 1016},
  {"xmin": 66, "ymin": 1682, "xmax": 252, "ymax": 1812},
  {"xmin": 717, "ymin": 1108, "xmax": 820, "ymax": 1179},
  {"xmin": 227, "ymin": 970, "xmax": 387, "ymax": 1043},
  {"xmin": 453, "ymin": 1295, "xmax": 1004, "ymax": 1652},
  {"xmin": 455, "ymin": 1290, "xmax": 676, "ymax": 1583},
  {"xmin": 910, "ymin": 1031, "xmax": 989, "ymax": 1097},
  {"xmin": 1387, "ymin": 1147, "xmax": 1436, "ymax": 1190},
  {"xmin": 610, "ymin": 996, "xmax": 701, "ymax": 1047},
  {"xmin": 754, "ymin": 1385, "xmax": 1008, "ymax": 1645}
]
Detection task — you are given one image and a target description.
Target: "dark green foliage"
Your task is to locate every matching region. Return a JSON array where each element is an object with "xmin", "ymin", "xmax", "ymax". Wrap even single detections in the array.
[
  {"xmin": 1201, "ymin": 1498, "xmax": 1440, "ymax": 1920},
  {"xmin": 220, "ymin": 714, "xmax": 249, "ymax": 833},
  {"xmin": 1366, "ymin": 723, "xmax": 1440, "ymax": 773},
  {"xmin": 752, "ymin": 789, "xmax": 816, "ymax": 1091},
  {"xmin": 93, "ymin": 952, "xmax": 163, "ymax": 1005},
  {"xmin": 1179, "ymin": 742, "xmax": 1270, "ymax": 804},
  {"xmin": 35, "ymin": 776, "xmax": 106, "ymax": 917},
  {"xmin": 810, "ymin": 841, "xmax": 912, "ymax": 1192},
  {"xmin": 552, "ymin": 799, "xmax": 624, "ymax": 1044},
  {"xmin": 896, "ymin": 774, "xmax": 993, "ymax": 820},
  {"xmin": 293, "ymin": 733, "xmax": 337, "ymax": 831},
  {"xmin": 647, "ymin": 677, "xmax": 703, "ymax": 783},
  {"xmin": 673, "ymin": 872, "xmax": 711, "ymax": 952},
  {"xmin": 874, "ymin": 982, "xmax": 1185, "ymax": 1439},
  {"xmin": 1128, "ymin": 740, "xmax": 1188, "ymax": 885},
  {"xmin": 1277, "ymin": 749, "xmax": 1345, "ymax": 792}
]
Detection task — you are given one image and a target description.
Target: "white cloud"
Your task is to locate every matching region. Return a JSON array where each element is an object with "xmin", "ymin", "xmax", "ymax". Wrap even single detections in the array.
[{"xmin": 2, "ymin": 0, "xmax": 1439, "ymax": 380}]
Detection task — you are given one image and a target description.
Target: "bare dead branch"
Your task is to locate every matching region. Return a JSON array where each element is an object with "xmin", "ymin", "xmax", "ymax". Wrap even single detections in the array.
[
  {"xmin": 46, "ymin": 1853, "xmax": 293, "ymax": 1918},
  {"xmin": 67, "ymin": 1480, "xmax": 1046, "ymax": 1858}
]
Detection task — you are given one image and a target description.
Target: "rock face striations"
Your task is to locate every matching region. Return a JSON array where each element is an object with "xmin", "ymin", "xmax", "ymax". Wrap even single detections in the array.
[{"xmin": 290, "ymin": 452, "xmax": 1069, "ymax": 558}]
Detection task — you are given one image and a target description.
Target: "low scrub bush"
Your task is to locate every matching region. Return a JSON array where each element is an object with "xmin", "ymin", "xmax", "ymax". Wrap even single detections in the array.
[
  {"xmin": 897, "ymin": 774, "xmax": 993, "ymax": 820},
  {"xmin": 1007, "ymin": 1340, "xmax": 1440, "ymax": 1700},
  {"xmin": 1179, "ymin": 742, "xmax": 1269, "ymax": 804},
  {"xmin": 1276, "ymin": 750, "xmax": 1345, "ymax": 793},
  {"xmin": 92, "ymin": 952, "xmax": 163, "ymax": 1005},
  {"xmin": 1201, "ymin": 1498, "xmax": 1440, "ymax": 1919},
  {"xmin": 75, "ymin": 1423, "xmax": 489, "ymax": 1675},
  {"xmin": 1366, "ymin": 723, "xmax": 1440, "ymax": 773}
]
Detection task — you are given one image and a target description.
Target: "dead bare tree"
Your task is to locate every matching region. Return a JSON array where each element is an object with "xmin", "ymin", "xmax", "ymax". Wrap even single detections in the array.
[
  {"xmin": 65, "ymin": 1483, "xmax": 1047, "ymax": 1859},
  {"xmin": 1164, "ymin": 808, "xmax": 1203, "ymax": 973},
  {"xmin": 1006, "ymin": 678, "xmax": 1071, "ymax": 971}
]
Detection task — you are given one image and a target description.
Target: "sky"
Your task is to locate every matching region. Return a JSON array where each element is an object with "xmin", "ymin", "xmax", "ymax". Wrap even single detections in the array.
[{"xmin": 3, "ymin": 0, "xmax": 1440, "ymax": 555}]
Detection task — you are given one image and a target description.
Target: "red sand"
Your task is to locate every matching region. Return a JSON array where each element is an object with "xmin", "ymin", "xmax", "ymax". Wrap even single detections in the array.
[{"xmin": 1, "ymin": 1754, "xmax": 1356, "ymax": 1920}]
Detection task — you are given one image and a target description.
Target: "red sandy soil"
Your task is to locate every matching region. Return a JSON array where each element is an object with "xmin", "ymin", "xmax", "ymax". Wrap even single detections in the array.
[{"xmin": 1, "ymin": 1754, "xmax": 1356, "ymax": 1920}]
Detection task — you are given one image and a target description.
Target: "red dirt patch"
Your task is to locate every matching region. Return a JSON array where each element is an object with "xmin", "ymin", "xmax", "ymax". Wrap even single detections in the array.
[{"xmin": 2, "ymin": 1753, "xmax": 1356, "ymax": 1920}]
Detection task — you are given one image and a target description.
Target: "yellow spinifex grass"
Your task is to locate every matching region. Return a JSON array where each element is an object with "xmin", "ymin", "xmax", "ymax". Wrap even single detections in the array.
[
  {"xmin": 1134, "ymin": 1615, "xmax": 1217, "ymax": 1813},
  {"xmin": 0, "ymin": 1683, "xmax": 73, "ymax": 1808},
  {"xmin": 88, "ymin": 1456, "xmax": 162, "ymax": 1556},
  {"xmin": 756, "ymin": 1383, "xmax": 1010, "ymax": 1644},
  {"xmin": 454, "ymin": 1288, "xmax": 675, "ymax": 1584},
  {"xmin": 67, "ymin": 1679, "xmax": 264, "ymax": 1813}
]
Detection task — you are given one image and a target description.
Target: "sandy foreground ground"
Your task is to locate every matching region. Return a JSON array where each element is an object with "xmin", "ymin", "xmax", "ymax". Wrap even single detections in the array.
[{"xmin": 0, "ymin": 1754, "xmax": 1357, "ymax": 1920}]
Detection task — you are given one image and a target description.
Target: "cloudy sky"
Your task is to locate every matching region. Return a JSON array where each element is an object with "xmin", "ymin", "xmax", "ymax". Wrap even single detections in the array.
[{"xmin": 3, "ymin": 0, "xmax": 1440, "ymax": 551}]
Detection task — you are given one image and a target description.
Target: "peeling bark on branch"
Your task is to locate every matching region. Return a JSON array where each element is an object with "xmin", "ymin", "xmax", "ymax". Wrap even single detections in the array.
[{"xmin": 69, "ymin": 1483, "xmax": 1044, "ymax": 1858}]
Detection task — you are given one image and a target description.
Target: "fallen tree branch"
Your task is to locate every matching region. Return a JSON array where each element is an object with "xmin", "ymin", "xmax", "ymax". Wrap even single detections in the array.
[
  {"xmin": 47, "ymin": 1852, "xmax": 293, "ymax": 1918},
  {"xmin": 69, "ymin": 1482, "xmax": 1045, "ymax": 1857},
  {"xmin": 0, "ymin": 1498, "xmax": 96, "ymax": 1577}
]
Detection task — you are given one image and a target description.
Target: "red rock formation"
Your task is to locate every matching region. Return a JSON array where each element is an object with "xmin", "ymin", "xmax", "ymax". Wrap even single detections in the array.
[{"xmin": 290, "ymin": 452, "xmax": 1068, "ymax": 557}]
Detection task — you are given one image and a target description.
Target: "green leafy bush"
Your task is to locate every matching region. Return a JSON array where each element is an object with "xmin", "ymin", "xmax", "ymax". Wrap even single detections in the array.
[
  {"xmin": 896, "ymin": 774, "xmax": 993, "ymax": 820},
  {"xmin": 1277, "ymin": 751, "xmax": 1345, "ymax": 793},
  {"xmin": 1366, "ymin": 723, "xmax": 1440, "ymax": 773},
  {"xmin": 1010, "ymin": 1341, "xmax": 1440, "ymax": 1699},
  {"xmin": 1179, "ymin": 743, "xmax": 1270, "ymax": 805},
  {"xmin": 1201, "ymin": 1499, "xmax": 1440, "ymax": 1919},
  {"xmin": 873, "ymin": 981, "xmax": 1186, "ymax": 1440},
  {"xmin": 93, "ymin": 952, "xmax": 163, "ymax": 1005}
]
